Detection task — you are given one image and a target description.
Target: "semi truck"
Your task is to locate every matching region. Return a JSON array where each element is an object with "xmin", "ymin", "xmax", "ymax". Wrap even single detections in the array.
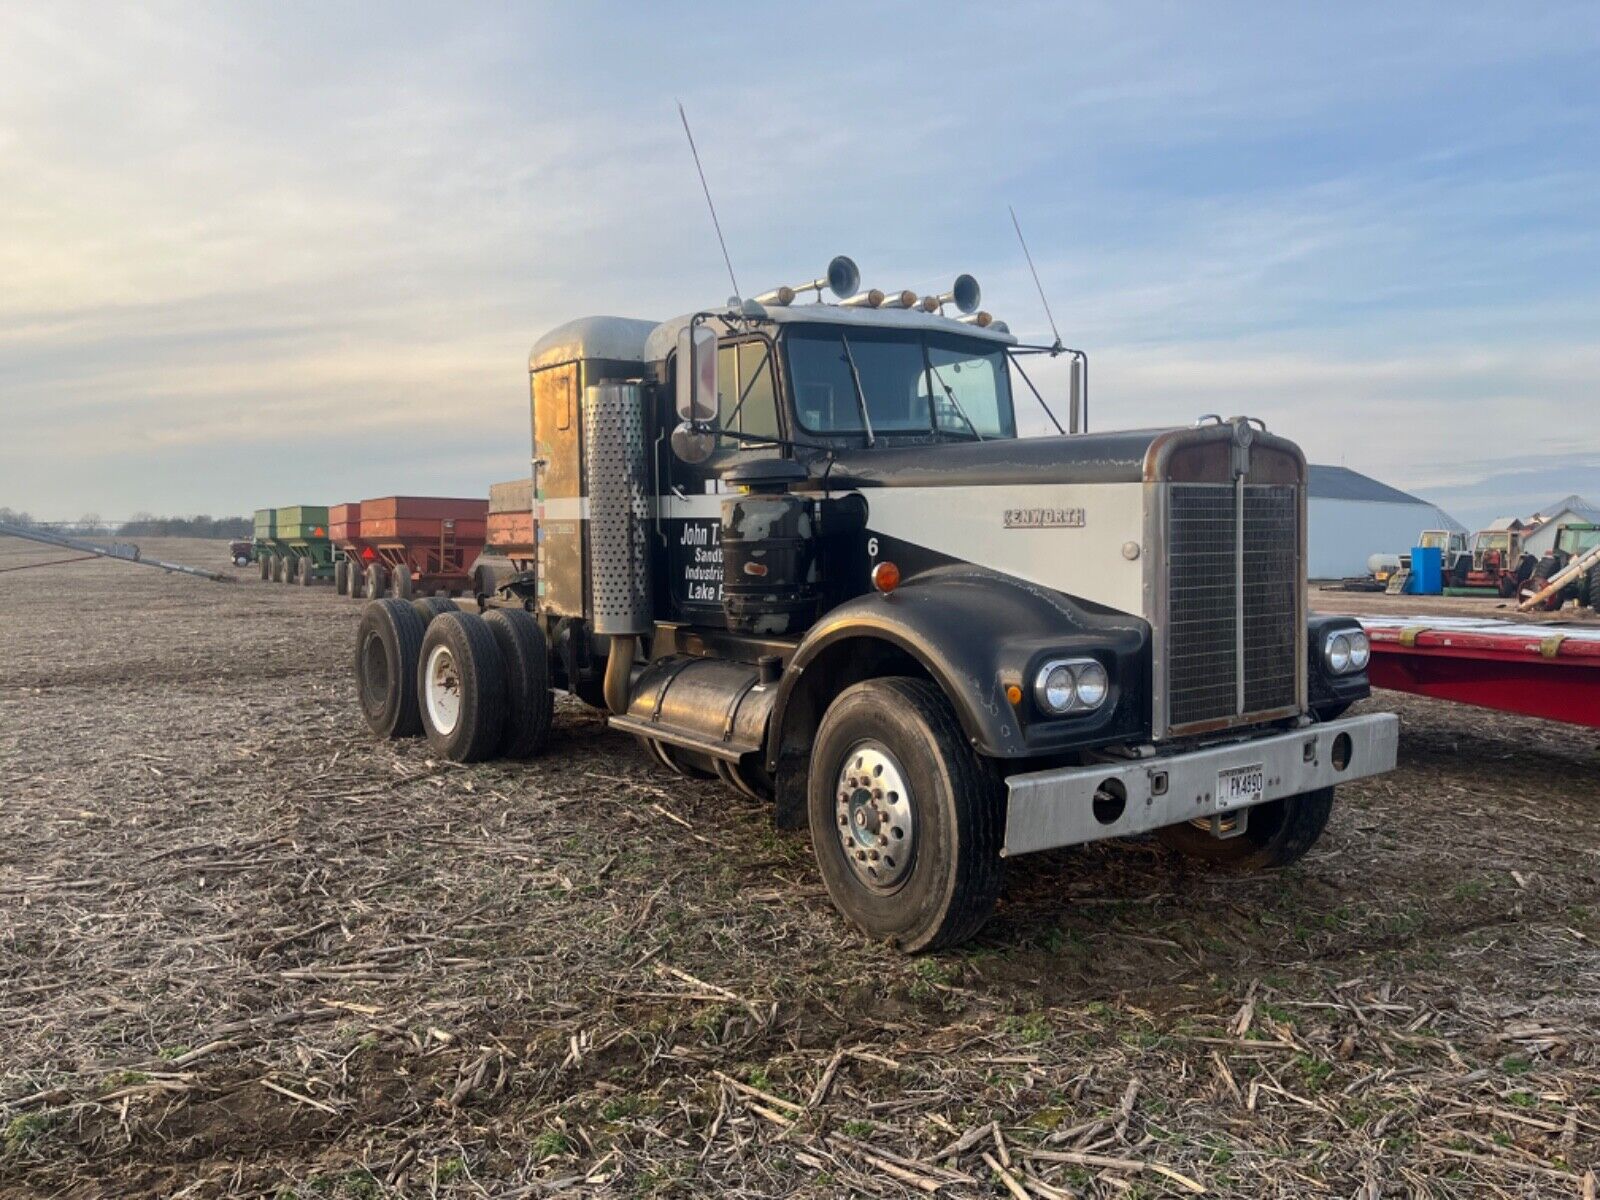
[{"xmin": 352, "ymin": 259, "xmax": 1399, "ymax": 950}]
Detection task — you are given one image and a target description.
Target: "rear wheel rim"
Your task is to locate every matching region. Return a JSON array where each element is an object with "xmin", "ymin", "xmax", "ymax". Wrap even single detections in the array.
[
  {"xmin": 424, "ymin": 643, "xmax": 462, "ymax": 735},
  {"xmin": 834, "ymin": 740, "xmax": 915, "ymax": 891}
]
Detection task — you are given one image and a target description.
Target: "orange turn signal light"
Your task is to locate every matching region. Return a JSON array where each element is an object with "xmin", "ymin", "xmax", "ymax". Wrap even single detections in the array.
[
  {"xmin": 871, "ymin": 561, "xmax": 901, "ymax": 594},
  {"xmin": 1005, "ymin": 683, "xmax": 1023, "ymax": 706}
]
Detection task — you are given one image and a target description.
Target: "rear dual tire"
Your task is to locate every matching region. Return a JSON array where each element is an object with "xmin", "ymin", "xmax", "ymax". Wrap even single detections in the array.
[
  {"xmin": 483, "ymin": 609, "xmax": 553, "ymax": 759},
  {"xmin": 356, "ymin": 599, "xmax": 427, "ymax": 739},
  {"xmin": 418, "ymin": 611, "xmax": 507, "ymax": 762}
]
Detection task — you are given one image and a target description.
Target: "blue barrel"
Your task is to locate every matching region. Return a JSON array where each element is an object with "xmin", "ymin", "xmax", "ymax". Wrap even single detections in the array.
[{"xmin": 1406, "ymin": 546, "xmax": 1443, "ymax": 594}]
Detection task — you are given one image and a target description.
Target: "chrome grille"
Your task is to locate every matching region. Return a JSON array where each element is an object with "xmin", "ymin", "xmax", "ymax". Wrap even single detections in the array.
[
  {"xmin": 1165, "ymin": 482, "xmax": 1301, "ymax": 732},
  {"xmin": 1167, "ymin": 486, "xmax": 1238, "ymax": 727},
  {"xmin": 1242, "ymin": 485, "xmax": 1299, "ymax": 713}
]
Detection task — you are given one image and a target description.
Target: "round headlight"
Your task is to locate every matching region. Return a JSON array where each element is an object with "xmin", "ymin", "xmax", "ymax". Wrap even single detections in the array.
[
  {"xmin": 1327, "ymin": 633, "xmax": 1351, "ymax": 674},
  {"xmin": 1073, "ymin": 661, "xmax": 1109, "ymax": 709},
  {"xmin": 1037, "ymin": 663, "xmax": 1076, "ymax": 714},
  {"xmin": 1348, "ymin": 630, "xmax": 1370, "ymax": 670}
]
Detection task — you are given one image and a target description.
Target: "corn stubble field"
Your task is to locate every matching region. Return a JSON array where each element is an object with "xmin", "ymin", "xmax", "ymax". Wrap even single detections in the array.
[{"xmin": 1, "ymin": 537, "xmax": 1596, "ymax": 1199}]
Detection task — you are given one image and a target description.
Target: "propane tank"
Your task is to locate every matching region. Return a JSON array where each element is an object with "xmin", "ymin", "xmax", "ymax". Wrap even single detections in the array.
[
  {"xmin": 1367, "ymin": 553, "xmax": 1401, "ymax": 578},
  {"xmin": 719, "ymin": 460, "xmax": 817, "ymax": 636}
]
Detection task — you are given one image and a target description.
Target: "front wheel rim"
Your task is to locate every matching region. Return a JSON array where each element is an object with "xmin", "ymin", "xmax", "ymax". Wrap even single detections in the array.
[
  {"xmin": 834, "ymin": 740, "xmax": 915, "ymax": 891},
  {"xmin": 424, "ymin": 643, "xmax": 462, "ymax": 735}
]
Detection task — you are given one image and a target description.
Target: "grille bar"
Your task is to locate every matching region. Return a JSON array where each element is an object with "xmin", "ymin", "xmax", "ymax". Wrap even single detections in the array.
[{"xmin": 1165, "ymin": 483, "xmax": 1300, "ymax": 733}]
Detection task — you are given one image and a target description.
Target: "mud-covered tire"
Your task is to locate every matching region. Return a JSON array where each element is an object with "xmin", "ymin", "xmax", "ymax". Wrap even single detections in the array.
[
  {"xmin": 259, "ymin": 555, "xmax": 272, "ymax": 581},
  {"xmin": 483, "ymin": 609, "xmax": 554, "ymax": 759},
  {"xmin": 417, "ymin": 611, "xmax": 507, "ymax": 762},
  {"xmin": 411, "ymin": 597, "xmax": 458, "ymax": 624},
  {"xmin": 364, "ymin": 562, "xmax": 388, "ymax": 601},
  {"xmin": 299, "ymin": 558, "xmax": 317, "ymax": 586},
  {"xmin": 335, "ymin": 560, "xmax": 349, "ymax": 596},
  {"xmin": 392, "ymin": 567, "xmax": 414, "ymax": 599},
  {"xmin": 347, "ymin": 561, "xmax": 365, "ymax": 600},
  {"xmin": 355, "ymin": 598, "xmax": 427, "ymax": 739},
  {"xmin": 808, "ymin": 677, "xmax": 1004, "ymax": 953},
  {"xmin": 272, "ymin": 555, "xmax": 287, "ymax": 583},
  {"xmin": 1155, "ymin": 786, "xmax": 1334, "ymax": 871}
]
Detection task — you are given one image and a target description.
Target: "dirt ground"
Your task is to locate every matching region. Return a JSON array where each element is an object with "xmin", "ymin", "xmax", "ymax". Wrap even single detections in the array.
[{"xmin": 2, "ymin": 536, "xmax": 1596, "ymax": 1199}]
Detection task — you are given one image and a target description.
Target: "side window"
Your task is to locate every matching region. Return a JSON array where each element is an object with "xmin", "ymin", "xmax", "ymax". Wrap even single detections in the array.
[
  {"xmin": 736, "ymin": 342, "xmax": 779, "ymax": 441},
  {"xmin": 716, "ymin": 344, "xmax": 737, "ymax": 426}
]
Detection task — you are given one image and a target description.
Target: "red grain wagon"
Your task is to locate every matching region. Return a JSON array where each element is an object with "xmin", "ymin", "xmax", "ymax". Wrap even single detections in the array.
[
  {"xmin": 329, "ymin": 502, "xmax": 369, "ymax": 599},
  {"xmin": 353, "ymin": 496, "xmax": 488, "ymax": 600},
  {"xmin": 474, "ymin": 477, "xmax": 537, "ymax": 608}
]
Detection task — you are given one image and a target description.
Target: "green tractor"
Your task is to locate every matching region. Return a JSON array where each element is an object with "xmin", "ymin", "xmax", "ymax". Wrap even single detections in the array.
[{"xmin": 1522, "ymin": 522, "xmax": 1600, "ymax": 611}]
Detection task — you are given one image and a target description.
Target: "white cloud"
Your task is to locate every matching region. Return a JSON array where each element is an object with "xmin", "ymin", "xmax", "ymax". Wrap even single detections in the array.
[{"xmin": 1, "ymin": 3, "xmax": 1598, "ymax": 519}]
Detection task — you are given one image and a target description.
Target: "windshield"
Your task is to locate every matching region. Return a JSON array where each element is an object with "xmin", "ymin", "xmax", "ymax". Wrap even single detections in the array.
[
  {"xmin": 1479, "ymin": 533, "xmax": 1510, "ymax": 552},
  {"xmin": 784, "ymin": 325, "xmax": 1016, "ymax": 440},
  {"xmin": 1559, "ymin": 526, "xmax": 1600, "ymax": 553}
]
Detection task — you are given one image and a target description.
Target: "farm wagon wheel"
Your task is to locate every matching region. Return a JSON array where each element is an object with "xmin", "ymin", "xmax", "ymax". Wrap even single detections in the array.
[
  {"xmin": 392, "ymin": 567, "xmax": 414, "ymax": 599},
  {"xmin": 335, "ymin": 559, "xmax": 349, "ymax": 595},
  {"xmin": 363, "ymin": 563, "xmax": 388, "ymax": 601}
]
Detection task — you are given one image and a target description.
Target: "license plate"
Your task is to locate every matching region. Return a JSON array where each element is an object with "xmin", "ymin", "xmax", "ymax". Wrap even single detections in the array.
[{"xmin": 1216, "ymin": 763, "xmax": 1264, "ymax": 810}]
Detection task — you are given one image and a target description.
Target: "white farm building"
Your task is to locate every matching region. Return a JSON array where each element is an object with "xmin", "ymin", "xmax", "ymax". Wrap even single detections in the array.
[
  {"xmin": 1306, "ymin": 465, "xmax": 1464, "ymax": 580},
  {"xmin": 1521, "ymin": 495, "xmax": 1600, "ymax": 559}
]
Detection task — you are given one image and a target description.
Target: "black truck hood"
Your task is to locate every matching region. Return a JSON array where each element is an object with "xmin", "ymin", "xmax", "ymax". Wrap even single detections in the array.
[{"xmin": 804, "ymin": 428, "xmax": 1173, "ymax": 490}]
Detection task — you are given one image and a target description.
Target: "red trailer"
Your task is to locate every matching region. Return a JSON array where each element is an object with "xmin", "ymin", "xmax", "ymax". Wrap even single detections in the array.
[
  {"xmin": 475, "ymin": 477, "xmax": 536, "ymax": 608},
  {"xmin": 354, "ymin": 496, "xmax": 488, "ymax": 600},
  {"xmin": 330, "ymin": 502, "xmax": 369, "ymax": 599},
  {"xmin": 1358, "ymin": 614, "xmax": 1600, "ymax": 728}
]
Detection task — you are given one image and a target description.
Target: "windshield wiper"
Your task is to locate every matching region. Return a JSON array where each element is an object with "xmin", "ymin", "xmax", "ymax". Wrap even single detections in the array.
[
  {"xmin": 839, "ymin": 332, "xmax": 875, "ymax": 448},
  {"xmin": 925, "ymin": 357, "xmax": 984, "ymax": 441}
]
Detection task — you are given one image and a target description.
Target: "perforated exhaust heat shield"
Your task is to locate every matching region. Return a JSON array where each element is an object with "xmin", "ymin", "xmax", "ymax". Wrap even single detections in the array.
[{"xmin": 582, "ymin": 382, "xmax": 653, "ymax": 635}]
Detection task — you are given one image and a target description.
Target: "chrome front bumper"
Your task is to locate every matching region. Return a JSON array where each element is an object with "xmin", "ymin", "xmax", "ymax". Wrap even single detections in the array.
[{"xmin": 1001, "ymin": 713, "xmax": 1399, "ymax": 857}]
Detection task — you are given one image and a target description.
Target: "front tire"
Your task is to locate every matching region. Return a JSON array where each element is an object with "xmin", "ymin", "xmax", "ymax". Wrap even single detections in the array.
[
  {"xmin": 1155, "ymin": 786, "xmax": 1334, "ymax": 871},
  {"xmin": 808, "ymin": 677, "xmax": 1004, "ymax": 953},
  {"xmin": 335, "ymin": 559, "xmax": 350, "ymax": 596}
]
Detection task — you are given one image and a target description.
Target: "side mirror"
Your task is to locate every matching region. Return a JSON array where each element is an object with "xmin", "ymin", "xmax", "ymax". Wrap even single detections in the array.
[
  {"xmin": 675, "ymin": 325, "xmax": 718, "ymax": 422},
  {"xmin": 670, "ymin": 421, "xmax": 717, "ymax": 464}
]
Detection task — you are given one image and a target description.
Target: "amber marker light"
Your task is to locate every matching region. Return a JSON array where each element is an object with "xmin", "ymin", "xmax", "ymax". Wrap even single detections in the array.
[
  {"xmin": 1005, "ymin": 683, "xmax": 1023, "ymax": 706},
  {"xmin": 871, "ymin": 561, "xmax": 900, "ymax": 594}
]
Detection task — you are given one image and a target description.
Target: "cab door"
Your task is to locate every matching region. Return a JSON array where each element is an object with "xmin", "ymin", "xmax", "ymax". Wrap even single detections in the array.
[{"xmin": 660, "ymin": 335, "xmax": 785, "ymax": 624}]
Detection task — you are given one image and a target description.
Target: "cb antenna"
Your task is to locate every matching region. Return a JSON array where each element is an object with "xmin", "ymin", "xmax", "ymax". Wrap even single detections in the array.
[
  {"xmin": 678, "ymin": 100, "xmax": 741, "ymax": 303},
  {"xmin": 1009, "ymin": 205, "xmax": 1062, "ymax": 354}
]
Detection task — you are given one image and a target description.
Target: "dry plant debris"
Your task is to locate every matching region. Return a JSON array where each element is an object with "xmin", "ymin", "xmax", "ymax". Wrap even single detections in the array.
[{"xmin": 0, "ymin": 537, "xmax": 1596, "ymax": 1197}]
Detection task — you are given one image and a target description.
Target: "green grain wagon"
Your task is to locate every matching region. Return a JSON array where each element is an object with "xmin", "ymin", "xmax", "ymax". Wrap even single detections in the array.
[{"xmin": 253, "ymin": 508, "xmax": 280, "ymax": 581}]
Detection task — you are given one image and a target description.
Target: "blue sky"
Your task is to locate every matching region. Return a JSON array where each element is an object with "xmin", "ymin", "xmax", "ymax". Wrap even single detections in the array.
[{"xmin": 2, "ymin": 2, "xmax": 1597, "ymax": 525}]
